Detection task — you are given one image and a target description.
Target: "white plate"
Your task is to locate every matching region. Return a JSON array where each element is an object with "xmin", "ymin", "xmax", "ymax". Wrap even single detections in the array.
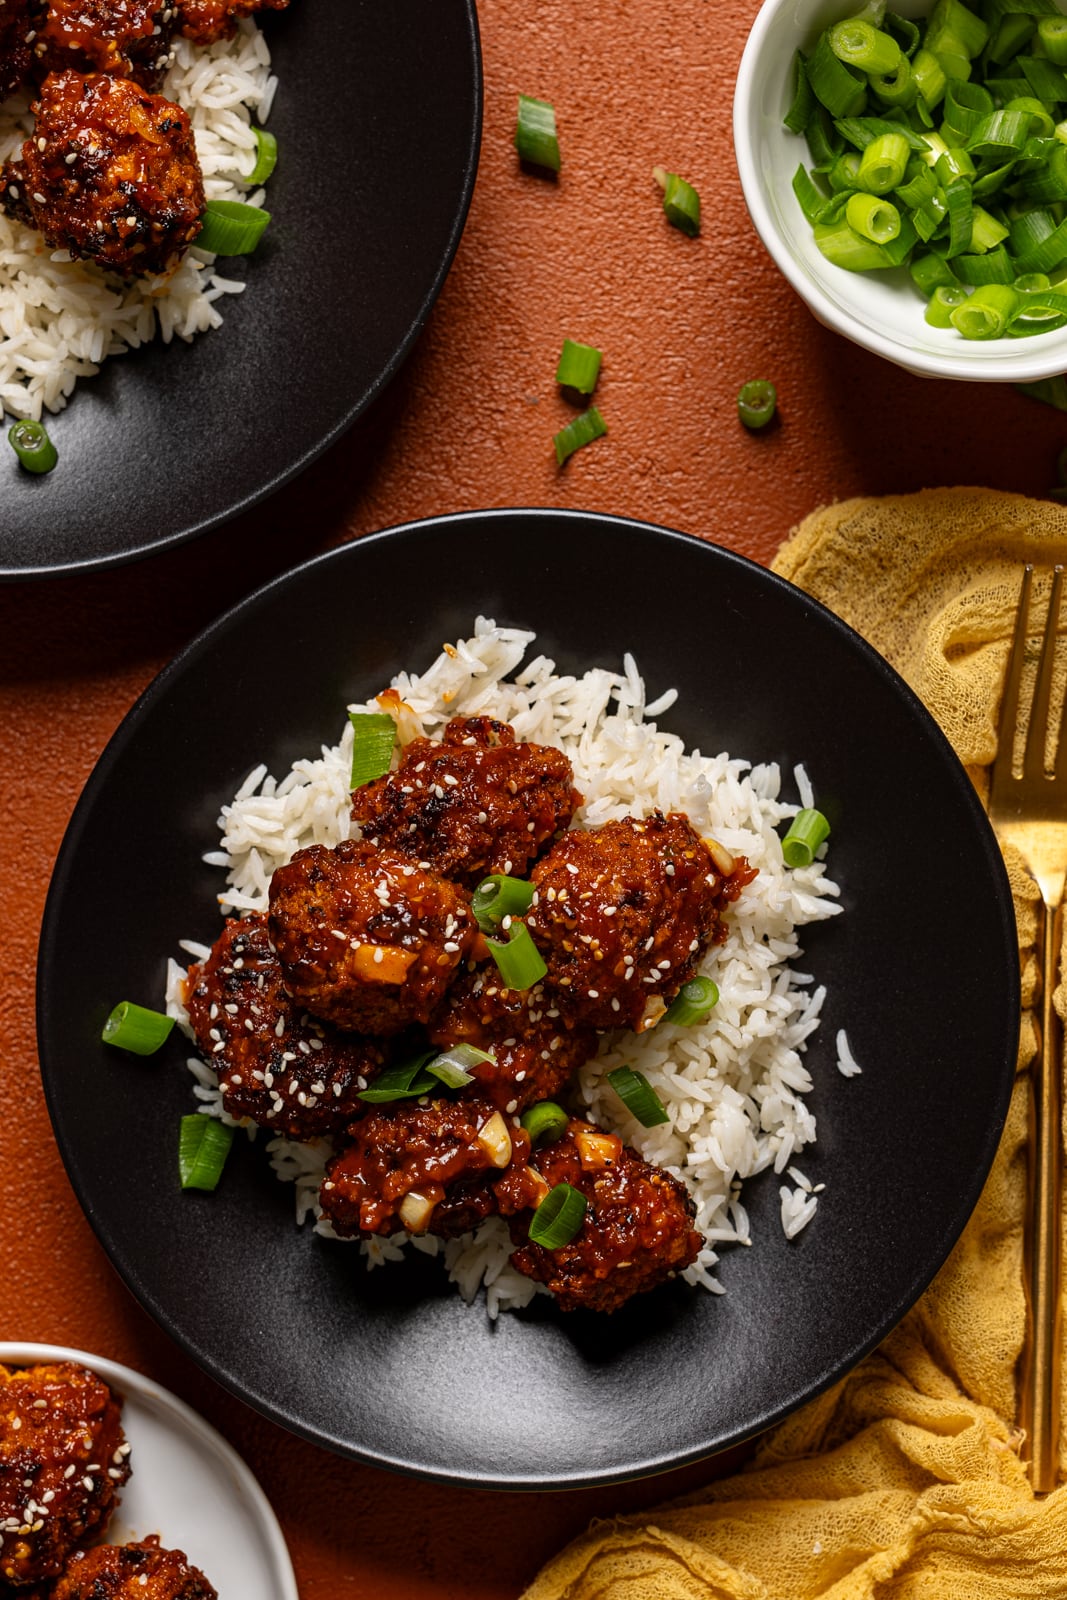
[{"xmin": 0, "ymin": 1343, "xmax": 297, "ymax": 1600}]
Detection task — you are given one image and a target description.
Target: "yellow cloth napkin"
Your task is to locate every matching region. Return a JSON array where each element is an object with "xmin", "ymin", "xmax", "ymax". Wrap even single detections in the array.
[{"xmin": 524, "ymin": 488, "xmax": 1067, "ymax": 1600}]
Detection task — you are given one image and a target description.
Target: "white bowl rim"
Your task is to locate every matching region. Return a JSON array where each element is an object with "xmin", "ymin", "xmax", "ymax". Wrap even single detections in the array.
[{"xmin": 734, "ymin": 0, "xmax": 1067, "ymax": 383}]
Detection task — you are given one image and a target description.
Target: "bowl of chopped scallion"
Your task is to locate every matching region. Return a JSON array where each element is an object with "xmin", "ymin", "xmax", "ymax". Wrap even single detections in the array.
[{"xmin": 734, "ymin": 0, "xmax": 1067, "ymax": 380}]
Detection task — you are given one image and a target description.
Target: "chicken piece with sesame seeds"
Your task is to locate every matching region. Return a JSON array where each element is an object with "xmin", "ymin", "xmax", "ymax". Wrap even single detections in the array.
[
  {"xmin": 0, "ymin": 1362, "xmax": 130, "ymax": 1589},
  {"xmin": 183, "ymin": 912, "xmax": 387, "ymax": 1139},
  {"xmin": 174, "ymin": 0, "xmax": 286, "ymax": 45},
  {"xmin": 0, "ymin": 0, "xmax": 33, "ymax": 100},
  {"xmin": 426, "ymin": 970, "xmax": 597, "ymax": 1114},
  {"xmin": 268, "ymin": 840, "xmax": 477, "ymax": 1036},
  {"xmin": 29, "ymin": 0, "xmax": 180, "ymax": 91},
  {"xmin": 524, "ymin": 811, "xmax": 756, "ymax": 1033},
  {"xmin": 496, "ymin": 1118, "xmax": 703, "ymax": 1314},
  {"xmin": 51, "ymin": 1536, "xmax": 217, "ymax": 1600},
  {"xmin": 0, "ymin": 70, "xmax": 204, "ymax": 277},
  {"xmin": 320, "ymin": 1096, "xmax": 530, "ymax": 1239},
  {"xmin": 351, "ymin": 716, "xmax": 582, "ymax": 888}
]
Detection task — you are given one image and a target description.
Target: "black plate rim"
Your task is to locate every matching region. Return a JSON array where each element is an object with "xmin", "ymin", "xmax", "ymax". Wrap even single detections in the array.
[
  {"xmin": 36, "ymin": 509, "xmax": 1020, "ymax": 1488},
  {"xmin": 2, "ymin": 5, "xmax": 482, "ymax": 584}
]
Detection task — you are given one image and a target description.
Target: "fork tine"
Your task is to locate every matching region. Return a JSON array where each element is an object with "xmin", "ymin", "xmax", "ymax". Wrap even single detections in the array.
[
  {"xmin": 1024, "ymin": 565, "xmax": 1065, "ymax": 783},
  {"xmin": 995, "ymin": 565, "xmax": 1033, "ymax": 782}
]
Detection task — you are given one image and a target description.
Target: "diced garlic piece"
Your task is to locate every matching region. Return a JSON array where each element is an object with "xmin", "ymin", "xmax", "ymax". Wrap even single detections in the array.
[
  {"xmin": 399, "ymin": 1191, "xmax": 435, "ymax": 1234},
  {"xmin": 476, "ymin": 1111, "xmax": 513, "ymax": 1168}
]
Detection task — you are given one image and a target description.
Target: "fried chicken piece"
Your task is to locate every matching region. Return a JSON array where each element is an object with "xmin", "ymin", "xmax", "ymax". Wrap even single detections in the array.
[
  {"xmin": 0, "ymin": 1362, "xmax": 130, "ymax": 1588},
  {"xmin": 426, "ymin": 970, "xmax": 596, "ymax": 1114},
  {"xmin": 51, "ymin": 1536, "xmax": 217, "ymax": 1599},
  {"xmin": 184, "ymin": 912, "xmax": 386, "ymax": 1138},
  {"xmin": 525, "ymin": 812, "xmax": 756, "ymax": 1032},
  {"xmin": 351, "ymin": 716, "xmax": 582, "ymax": 887},
  {"xmin": 496, "ymin": 1118, "xmax": 702, "ymax": 1313},
  {"xmin": 267, "ymin": 840, "xmax": 477, "ymax": 1036},
  {"xmin": 320, "ymin": 1096, "xmax": 529, "ymax": 1239},
  {"xmin": 30, "ymin": 0, "xmax": 179, "ymax": 90},
  {"xmin": 0, "ymin": 70, "xmax": 203, "ymax": 276},
  {"xmin": 175, "ymin": 0, "xmax": 287, "ymax": 45},
  {"xmin": 0, "ymin": 0, "xmax": 33, "ymax": 99}
]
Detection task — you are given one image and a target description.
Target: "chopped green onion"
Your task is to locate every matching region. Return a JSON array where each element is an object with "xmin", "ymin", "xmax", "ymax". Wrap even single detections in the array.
[
  {"xmin": 528, "ymin": 1181, "xmax": 587, "ymax": 1248},
  {"xmin": 846, "ymin": 191, "xmax": 901, "ymax": 242},
  {"xmin": 813, "ymin": 215, "xmax": 894, "ymax": 269},
  {"xmin": 197, "ymin": 199, "xmax": 271, "ymax": 255},
  {"xmin": 793, "ymin": 164, "xmax": 833, "ymax": 224},
  {"xmin": 737, "ymin": 379, "xmax": 777, "ymax": 429},
  {"xmin": 247, "ymin": 126, "xmax": 277, "ymax": 185},
  {"xmin": 179, "ymin": 1115, "xmax": 234, "ymax": 1192},
  {"xmin": 348, "ymin": 711, "xmax": 395, "ymax": 789},
  {"xmin": 927, "ymin": 0, "xmax": 989, "ymax": 59},
  {"xmin": 426, "ymin": 1044, "xmax": 496, "ymax": 1089},
  {"xmin": 358, "ymin": 1052, "xmax": 437, "ymax": 1104},
  {"xmin": 912, "ymin": 47, "xmax": 947, "ymax": 108},
  {"xmin": 102, "ymin": 1000, "xmax": 175, "ymax": 1055},
  {"xmin": 487, "ymin": 920, "xmax": 547, "ymax": 990},
  {"xmin": 556, "ymin": 338, "xmax": 602, "ymax": 394},
  {"xmin": 808, "ymin": 30, "xmax": 868, "ymax": 117},
  {"xmin": 925, "ymin": 283, "xmax": 968, "ymax": 326},
  {"xmin": 8, "ymin": 418, "xmax": 57, "ymax": 474},
  {"xmin": 870, "ymin": 56, "xmax": 916, "ymax": 107},
  {"xmin": 857, "ymin": 130, "xmax": 911, "ymax": 192},
  {"xmin": 782, "ymin": 808, "xmax": 831, "ymax": 868},
  {"xmin": 828, "ymin": 150, "xmax": 863, "ymax": 192},
  {"xmin": 554, "ymin": 406, "xmax": 607, "ymax": 466},
  {"xmin": 472, "ymin": 874, "xmax": 536, "ymax": 933},
  {"xmin": 784, "ymin": 51, "xmax": 815, "ymax": 135},
  {"xmin": 911, "ymin": 251, "xmax": 959, "ymax": 293},
  {"xmin": 664, "ymin": 975, "xmax": 719, "ymax": 1027},
  {"xmin": 521, "ymin": 1101, "xmax": 569, "ymax": 1146},
  {"xmin": 652, "ymin": 166, "xmax": 701, "ymax": 237},
  {"xmin": 830, "ymin": 18, "xmax": 902, "ymax": 76},
  {"xmin": 1018, "ymin": 375, "xmax": 1067, "ymax": 409},
  {"xmin": 515, "ymin": 94, "xmax": 560, "ymax": 171},
  {"xmin": 606, "ymin": 1066, "xmax": 670, "ymax": 1127},
  {"xmin": 1039, "ymin": 16, "xmax": 1067, "ymax": 65},
  {"xmin": 951, "ymin": 282, "xmax": 1020, "ymax": 337}
]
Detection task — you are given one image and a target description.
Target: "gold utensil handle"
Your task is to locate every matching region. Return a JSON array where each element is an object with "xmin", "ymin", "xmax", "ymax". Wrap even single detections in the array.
[{"xmin": 1022, "ymin": 897, "xmax": 1064, "ymax": 1493}]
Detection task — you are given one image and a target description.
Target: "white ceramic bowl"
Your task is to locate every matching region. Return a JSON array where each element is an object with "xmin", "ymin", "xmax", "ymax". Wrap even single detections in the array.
[{"xmin": 734, "ymin": 0, "xmax": 1067, "ymax": 381}]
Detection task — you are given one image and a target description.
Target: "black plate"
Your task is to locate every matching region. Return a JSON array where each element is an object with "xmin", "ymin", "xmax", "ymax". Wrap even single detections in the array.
[
  {"xmin": 37, "ymin": 510, "xmax": 1019, "ymax": 1488},
  {"xmin": 2, "ymin": 1, "xmax": 480, "ymax": 580}
]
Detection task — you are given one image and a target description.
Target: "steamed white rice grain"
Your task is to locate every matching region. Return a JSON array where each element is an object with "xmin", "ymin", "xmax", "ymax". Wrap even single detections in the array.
[
  {"xmin": 167, "ymin": 619, "xmax": 848, "ymax": 1311},
  {"xmin": 0, "ymin": 21, "xmax": 274, "ymax": 422}
]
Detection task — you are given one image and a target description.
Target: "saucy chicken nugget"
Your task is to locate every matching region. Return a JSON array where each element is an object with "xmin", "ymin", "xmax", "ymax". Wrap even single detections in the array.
[
  {"xmin": 525, "ymin": 812, "xmax": 756, "ymax": 1032},
  {"xmin": 0, "ymin": 0, "xmax": 33, "ymax": 100},
  {"xmin": 426, "ymin": 970, "xmax": 596, "ymax": 1114},
  {"xmin": 320, "ymin": 1096, "xmax": 527, "ymax": 1239},
  {"xmin": 351, "ymin": 715, "xmax": 582, "ymax": 887},
  {"xmin": 51, "ymin": 1536, "xmax": 217, "ymax": 1599},
  {"xmin": 175, "ymin": 0, "xmax": 287, "ymax": 45},
  {"xmin": 30, "ymin": 0, "xmax": 179, "ymax": 90},
  {"xmin": 0, "ymin": 1362, "xmax": 131, "ymax": 1588},
  {"xmin": 496, "ymin": 1118, "xmax": 702, "ymax": 1313},
  {"xmin": 0, "ymin": 71, "xmax": 204, "ymax": 277},
  {"xmin": 184, "ymin": 912, "xmax": 386, "ymax": 1137},
  {"xmin": 268, "ymin": 840, "xmax": 477, "ymax": 1035}
]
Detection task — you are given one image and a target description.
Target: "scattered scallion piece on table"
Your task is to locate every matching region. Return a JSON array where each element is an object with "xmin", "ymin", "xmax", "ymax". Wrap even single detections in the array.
[
  {"xmin": 737, "ymin": 379, "xmax": 777, "ymax": 430},
  {"xmin": 247, "ymin": 126, "xmax": 278, "ymax": 185},
  {"xmin": 179, "ymin": 1115, "xmax": 234, "ymax": 1192},
  {"xmin": 8, "ymin": 418, "xmax": 57, "ymax": 474},
  {"xmin": 1017, "ymin": 375, "xmax": 1067, "ymax": 410},
  {"xmin": 528, "ymin": 1182, "xmax": 587, "ymax": 1248},
  {"xmin": 606, "ymin": 1066, "xmax": 670, "ymax": 1127},
  {"xmin": 554, "ymin": 406, "xmax": 607, "ymax": 466},
  {"xmin": 349, "ymin": 711, "xmax": 396, "ymax": 789},
  {"xmin": 487, "ymin": 920, "xmax": 548, "ymax": 989},
  {"xmin": 664, "ymin": 976, "xmax": 719, "ymax": 1027},
  {"xmin": 515, "ymin": 94, "xmax": 561, "ymax": 172},
  {"xmin": 197, "ymin": 199, "xmax": 271, "ymax": 255},
  {"xmin": 520, "ymin": 1101, "xmax": 569, "ymax": 1147},
  {"xmin": 556, "ymin": 337, "xmax": 602, "ymax": 394},
  {"xmin": 101, "ymin": 1001, "xmax": 175, "ymax": 1055},
  {"xmin": 781, "ymin": 807, "xmax": 831, "ymax": 868},
  {"xmin": 472, "ymin": 874, "xmax": 536, "ymax": 934},
  {"xmin": 652, "ymin": 166, "xmax": 701, "ymax": 236}
]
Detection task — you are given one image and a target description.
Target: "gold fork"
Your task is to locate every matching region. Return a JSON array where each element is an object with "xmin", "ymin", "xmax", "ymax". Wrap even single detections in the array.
[{"xmin": 988, "ymin": 564, "xmax": 1067, "ymax": 1493}]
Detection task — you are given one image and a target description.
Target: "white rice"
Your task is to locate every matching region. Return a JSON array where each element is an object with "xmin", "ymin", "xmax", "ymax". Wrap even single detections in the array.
[
  {"xmin": 0, "ymin": 20, "xmax": 275, "ymax": 421},
  {"xmin": 166, "ymin": 618, "xmax": 846, "ymax": 1313}
]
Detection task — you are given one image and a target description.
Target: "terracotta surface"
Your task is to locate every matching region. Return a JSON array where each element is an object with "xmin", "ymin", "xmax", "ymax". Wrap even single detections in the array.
[{"xmin": 2, "ymin": 2, "xmax": 1065, "ymax": 1596}]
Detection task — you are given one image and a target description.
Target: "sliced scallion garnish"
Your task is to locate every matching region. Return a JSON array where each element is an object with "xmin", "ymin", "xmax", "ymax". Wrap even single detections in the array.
[
  {"xmin": 737, "ymin": 379, "xmax": 777, "ymax": 430},
  {"xmin": 652, "ymin": 166, "xmax": 701, "ymax": 237},
  {"xmin": 606, "ymin": 1066, "xmax": 670, "ymax": 1127},
  {"xmin": 554, "ymin": 406, "xmax": 607, "ymax": 466},
  {"xmin": 664, "ymin": 976, "xmax": 719, "ymax": 1027},
  {"xmin": 247, "ymin": 126, "xmax": 277, "ymax": 185},
  {"xmin": 102, "ymin": 1001, "xmax": 175, "ymax": 1055},
  {"xmin": 426, "ymin": 1044, "xmax": 496, "ymax": 1089},
  {"xmin": 179, "ymin": 1115, "xmax": 234, "ymax": 1191},
  {"xmin": 515, "ymin": 94, "xmax": 560, "ymax": 172},
  {"xmin": 349, "ymin": 711, "xmax": 396, "ymax": 789},
  {"xmin": 472, "ymin": 874, "xmax": 536, "ymax": 933},
  {"xmin": 8, "ymin": 418, "xmax": 57, "ymax": 474},
  {"xmin": 782, "ymin": 808, "xmax": 831, "ymax": 868},
  {"xmin": 520, "ymin": 1101, "xmax": 569, "ymax": 1147},
  {"xmin": 528, "ymin": 1181, "xmax": 587, "ymax": 1248},
  {"xmin": 556, "ymin": 338, "xmax": 602, "ymax": 395},
  {"xmin": 197, "ymin": 199, "xmax": 271, "ymax": 256},
  {"xmin": 487, "ymin": 920, "xmax": 547, "ymax": 990},
  {"xmin": 357, "ymin": 1052, "xmax": 437, "ymax": 1104}
]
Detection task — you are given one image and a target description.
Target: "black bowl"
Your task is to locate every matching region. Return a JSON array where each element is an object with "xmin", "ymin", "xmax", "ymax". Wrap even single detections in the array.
[
  {"xmin": 1, "ymin": 0, "xmax": 481, "ymax": 579},
  {"xmin": 37, "ymin": 509, "xmax": 1019, "ymax": 1487}
]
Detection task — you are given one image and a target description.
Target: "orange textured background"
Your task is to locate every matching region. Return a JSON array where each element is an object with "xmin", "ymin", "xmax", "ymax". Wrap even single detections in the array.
[{"xmin": 2, "ymin": 2, "xmax": 1065, "ymax": 1596}]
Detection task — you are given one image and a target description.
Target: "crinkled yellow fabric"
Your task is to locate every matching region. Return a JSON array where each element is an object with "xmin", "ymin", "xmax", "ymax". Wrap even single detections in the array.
[{"xmin": 524, "ymin": 489, "xmax": 1067, "ymax": 1600}]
